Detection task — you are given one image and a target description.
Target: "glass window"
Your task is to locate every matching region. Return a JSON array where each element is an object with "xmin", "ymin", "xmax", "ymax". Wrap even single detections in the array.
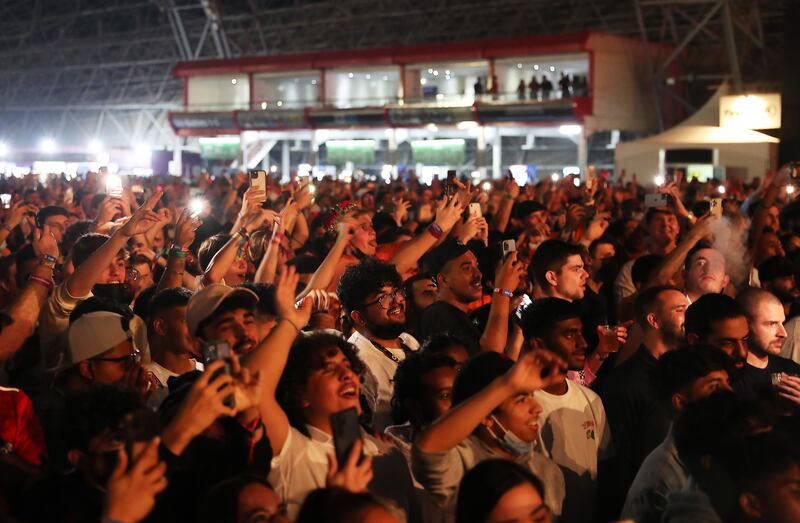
[
  {"xmin": 324, "ymin": 68, "xmax": 400, "ymax": 108},
  {"xmin": 253, "ymin": 71, "xmax": 320, "ymax": 109},
  {"xmin": 495, "ymin": 53, "xmax": 590, "ymax": 102},
  {"xmin": 187, "ymin": 74, "xmax": 249, "ymax": 110},
  {"xmin": 404, "ymin": 61, "xmax": 488, "ymax": 104}
]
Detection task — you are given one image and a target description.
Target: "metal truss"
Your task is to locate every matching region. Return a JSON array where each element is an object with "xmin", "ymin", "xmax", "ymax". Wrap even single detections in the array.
[{"xmin": 0, "ymin": 0, "xmax": 784, "ymax": 150}]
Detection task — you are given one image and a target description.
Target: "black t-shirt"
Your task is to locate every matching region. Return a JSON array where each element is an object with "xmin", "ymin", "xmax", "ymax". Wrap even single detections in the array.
[
  {"xmin": 734, "ymin": 354, "xmax": 800, "ymax": 403},
  {"xmin": 417, "ymin": 300, "xmax": 482, "ymax": 355},
  {"xmin": 599, "ymin": 345, "xmax": 672, "ymax": 513}
]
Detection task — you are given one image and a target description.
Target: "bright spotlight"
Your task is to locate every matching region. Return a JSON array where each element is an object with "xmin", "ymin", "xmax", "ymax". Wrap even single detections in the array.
[
  {"xmin": 654, "ymin": 175, "xmax": 665, "ymax": 187},
  {"xmin": 133, "ymin": 143, "xmax": 151, "ymax": 158},
  {"xmin": 788, "ymin": 185, "xmax": 796, "ymax": 195},
  {"xmin": 717, "ymin": 185, "xmax": 726, "ymax": 194},
  {"xmin": 189, "ymin": 198, "xmax": 206, "ymax": 218},
  {"xmin": 551, "ymin": 173, "xmax": 560, "ymax": 182},
  {"xmin": 481, "ymin": 181, "xmax": 492, "ymax": 191},
  {"xmin": 231, "ymin": 78, "xmax": 238, "ymax": 85},
  {"xmin": 0, "ymin": 143, "xmax": 9, "ymax": 157},
  {"xmin": 40, "ymin": 138, "xmax": 57, "ymax": 154},
  {"xmin": 88, "ymin": 139, "xmax": 102, "ymax": 154}
]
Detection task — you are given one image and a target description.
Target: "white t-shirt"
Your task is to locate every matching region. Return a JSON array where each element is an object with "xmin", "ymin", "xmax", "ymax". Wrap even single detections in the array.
[
  {"xmin": 269, "ymin": 425, "xmax": 419, "ymax": 521},
  {"xmin": 348, "ymin": 331, "xmax": 419, "ymax": 431},
  {"xmin": 143, "ymin": 359, "xmax": 203, "ymax": 408},
  {"xmin": 534, "ymin": 380, "xmax": 613, "ymax": 523}
]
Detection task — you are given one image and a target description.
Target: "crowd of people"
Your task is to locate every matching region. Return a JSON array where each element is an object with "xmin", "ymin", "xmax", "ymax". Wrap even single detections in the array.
[{"xmin": 1, "ymin": 164, "xmax": 800, "ymax": 523}]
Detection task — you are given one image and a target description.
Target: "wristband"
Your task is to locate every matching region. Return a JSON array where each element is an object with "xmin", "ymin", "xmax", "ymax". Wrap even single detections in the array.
[
  {"xmin": 40, "ymin": 253, "xmax": 58, "ymax": 266},
  {"xmin": 236, "ymin": 229, "xmax": 250, "ymax": 242},
  {"xmin": 29, "ymin": 275, "xmax": 53, "ymax": 289},
  {"xmin": 169, "ymin": 248, "xmax": 187, "ymax": 258},
  {"xmin": 493, "ymin": 287, "xmax": 513, "ymax": 298},
  {"xmin": 427, "ymin": 222, "xmax": 444, "ymax": 239},
  {"xmin": 279, "ymin": 316, "xmax": 301, "ymax": 333}
]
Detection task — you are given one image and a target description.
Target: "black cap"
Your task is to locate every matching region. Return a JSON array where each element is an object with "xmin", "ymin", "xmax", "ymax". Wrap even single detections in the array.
[
  {"xmin": 421, "ymin": 238, "xmax": 470, "ymax": 276},
  {"xmin": 514, "ymin": 200, "xmax": 547, "ymax": 220}
]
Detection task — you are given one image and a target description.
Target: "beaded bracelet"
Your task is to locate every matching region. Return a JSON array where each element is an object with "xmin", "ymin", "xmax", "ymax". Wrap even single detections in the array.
[
  {"xmin": 29, "ymin": 275, "xmax": 53, "ymax": 289},
  {"xmin": 493, "ymin": 287, "xmax": 513, "ymax": 298}
]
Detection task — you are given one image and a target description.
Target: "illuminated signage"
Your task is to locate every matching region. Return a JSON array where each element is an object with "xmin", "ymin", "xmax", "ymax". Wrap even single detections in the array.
[{"xmin": 719, "ymin": 94, "xmax": 780, "ymax": 130}]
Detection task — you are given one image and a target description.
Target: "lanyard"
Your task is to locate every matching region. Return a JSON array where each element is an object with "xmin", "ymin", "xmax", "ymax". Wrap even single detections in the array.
[{"xmin": 370, "ymin": 338, "xmax": 409, "ymax": 364}]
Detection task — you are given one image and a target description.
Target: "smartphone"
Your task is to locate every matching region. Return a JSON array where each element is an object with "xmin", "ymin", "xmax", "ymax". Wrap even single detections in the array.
[
  {"xmin": 0, "ymin": 194, "xmax": 10, "ymax": 209},
  {"xmin": 121, "ymin": 409, "xmax": 160, "ymax": 470},
  {"xmin": 64, "ymin": 187, "xmax": 73, "ymax": 206},
  {"xmin": 469, "ymin": 202, "xmax": 482, "ymax": 218},
  {"xmin": 331, "ymin": 407, "xmax": 361, "ymax": 467},
  {"xmin": 709, "ymin": 198, "xmax": 723, "ymax": 217},
  {"xmin": 200, "ymin": 341, "xmax": 234, "ymax": 408},
  {"xmin": 790, "ymin": 162, "xmax": 800, "ymax": 180},
  {"xmin": 131, "ymin": 184, "xmax": 144, "ymax": 194},
  {"xmin": 502, "ymin": 239, "xmax": 517, "ymax": 258},
  {"xmin": 105, "ymin": 174, "xmax": 123, "ymax": 198},
  {"xmin": 249, "ymin": 169, "xmax": 267, "ymax": 192},
  {"xmin": 644, "ymin": 193, "xmax": 669, "ymax": 208}
]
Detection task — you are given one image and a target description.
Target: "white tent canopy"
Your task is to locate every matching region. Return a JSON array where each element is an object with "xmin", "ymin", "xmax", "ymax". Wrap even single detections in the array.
[
  {"xmin": 615, "ymin": 83, "xmax": 777, "ymax": 181},
  {"xmin": 635, "ymin": 124, "xmax": 778, "ymax": 145}
]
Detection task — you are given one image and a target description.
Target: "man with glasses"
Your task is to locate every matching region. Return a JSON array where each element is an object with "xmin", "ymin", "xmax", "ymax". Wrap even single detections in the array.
[
  {"xmin": 65, "ymin": 310, "xmax": 155, "ymax": 394},
  {"xmin": 338, "ymin": 258, "xmax": 420, "ymax": 431}
]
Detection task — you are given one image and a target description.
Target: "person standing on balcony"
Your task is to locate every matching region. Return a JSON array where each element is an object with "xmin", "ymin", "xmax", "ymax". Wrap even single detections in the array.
[
  {"xmin": 517, "ymin": 80, "xmax": 526, "ymax": 100},
  {"xmin": 528, "ymin": 75, "xmax": 540, "ymax": 100}
]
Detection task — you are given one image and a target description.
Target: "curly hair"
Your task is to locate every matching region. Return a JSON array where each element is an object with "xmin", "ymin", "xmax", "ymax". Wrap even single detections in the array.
[
  {"xmin": 336, "ymin": 258, "xmax": 402, "ymax": 314},
  {"xmin": 391, "ymin": 351, "xmax": 456, "ymax": 425},
  {"xmin": 276, "ymin": 332, "xmax": 366, "ymax": 436}
]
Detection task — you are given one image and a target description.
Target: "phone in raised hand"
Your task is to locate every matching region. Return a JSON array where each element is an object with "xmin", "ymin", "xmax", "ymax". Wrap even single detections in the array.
[
  {"xmin": 331, "ymin": 407, "xmax": 361, "ymax": 468},
  {"xmin": 200, "ymin": 341, "xmax": 234, "ymax": 408},
  {"xmin": 105, "ymin": 174, "xmax": 123, "ymax": 198},
  {"xmin": 469, "ymin": 202, "xmax": 482, "ymax": 218},
  {"xmin": 502, "ymin": 239, "xmax": 517, "ymax": 259}
]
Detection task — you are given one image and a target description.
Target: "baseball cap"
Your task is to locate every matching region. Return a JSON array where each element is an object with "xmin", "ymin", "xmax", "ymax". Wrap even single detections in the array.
[
  {"xmin": 68, "ymin": 311, "xmax": 132, "ymax": 364},
  {"xmin": 421, "ymin": 238, "xmax": 470, "ymax": 276},
  {"xmin": 186, "ymin": 284, "xmax": 259, "ymax": 337}
]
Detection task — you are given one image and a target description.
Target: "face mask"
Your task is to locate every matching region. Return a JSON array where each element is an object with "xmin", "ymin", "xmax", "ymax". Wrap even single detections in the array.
[
  {"xmin": 92, "ymin": 283, "xmax": 134, "ymax": 305},
  {"xmin": 490, "ymin": 415, "xmax": 533, "ymax": 456}
]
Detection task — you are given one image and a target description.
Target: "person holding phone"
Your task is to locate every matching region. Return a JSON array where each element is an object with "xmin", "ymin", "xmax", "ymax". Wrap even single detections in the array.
[
  {"xmin": 412, "ymin": 350, "xmax": 566, "ymax": 520},
  {"xmin": 241, "ymin": 268, "xmax": 418, "ymax": 521}
]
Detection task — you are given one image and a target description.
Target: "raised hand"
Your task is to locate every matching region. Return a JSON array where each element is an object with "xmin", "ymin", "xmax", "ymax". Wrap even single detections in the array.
[
  {"xmin": 104, "ymin": 439, "xmax": 167, "ymax": 523},
  {"xmin": 495, "ymin": 252, "xmax": 526, "ymax": 293},
  {"xmin": 120, "ymin": 191, "xmax": 163, "ymax": 238},
  {"xmin": 240, "ymin": 186, "xmax": 266, "ymax": 216},
  {"xmin": 229, "ymin": 352, "xmax": 263, "ymax": 413},
  {"xmin": 504, "ymin": 350, "xmax": 567, "ymax": 394},
  {"xmin": 336, "ymin": 216, "xmax": 357, "ymax": 245},
  {"xmin": 96, "ymin": 196, "xmax": 125, "ymax": 226},
  {"xmin": 294, "ymin": 181, "xmax": 315, "ymax": 210},
  {"xmin": 434, "ymin": 195, "xmax": 464, "ymax": 233},
  {"xmin": 173, "ymin": 208, "xmax": 202, "ymax": 249},
  {"xmin": 453, "ymin": 215, "xmax": 481, "ymax": 244},
  {"xmin": 392, "ymin": 198, "xmax": 411, "ymax": 226},
  {"xmin": 32, "ymin": 224, "xmax": 59, "ymax": 259},
  {"xmin": 6, "ymin": 200, "xmax": 38, "ymax": 229},
  {"xmin": 582, "ymin": 211, "xmax": 611, "ymax": 243},
  {"xmin": 326, "ymin": 439, "xmax": 373, "ymax": 493},
  {"xmin": 164, "ymin": 361, "xmax": 238, "ymax": 449},
  {"xmin": 275, "ymin": 266, "xmax": 313, "ymax": 329},
  {"xmin": 243, "ymin": 208, "xmax": 279, "ymax": 233}
]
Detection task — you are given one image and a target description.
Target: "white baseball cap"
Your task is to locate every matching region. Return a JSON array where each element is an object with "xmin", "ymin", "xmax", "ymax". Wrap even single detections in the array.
[
  {"xmin": 186, "ymin": 284, "xmax": 259, "ymax": 337},
  {"xmin": 68, "ymin": 311, "xmax": 133, "ymax": 364}
]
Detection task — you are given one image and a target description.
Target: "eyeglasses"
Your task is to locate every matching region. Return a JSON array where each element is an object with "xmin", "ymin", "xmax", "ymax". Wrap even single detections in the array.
[
  {"xmin": 91, "ymin": 346, "xmax": 141, "ymax": 370},
  {"xmin": 361, "ymin": 289, "xmax": 406, "ymax": 310},
  {"xmin": 126, "ymin": 267, "xmax": 140, "ymax": 282}
]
